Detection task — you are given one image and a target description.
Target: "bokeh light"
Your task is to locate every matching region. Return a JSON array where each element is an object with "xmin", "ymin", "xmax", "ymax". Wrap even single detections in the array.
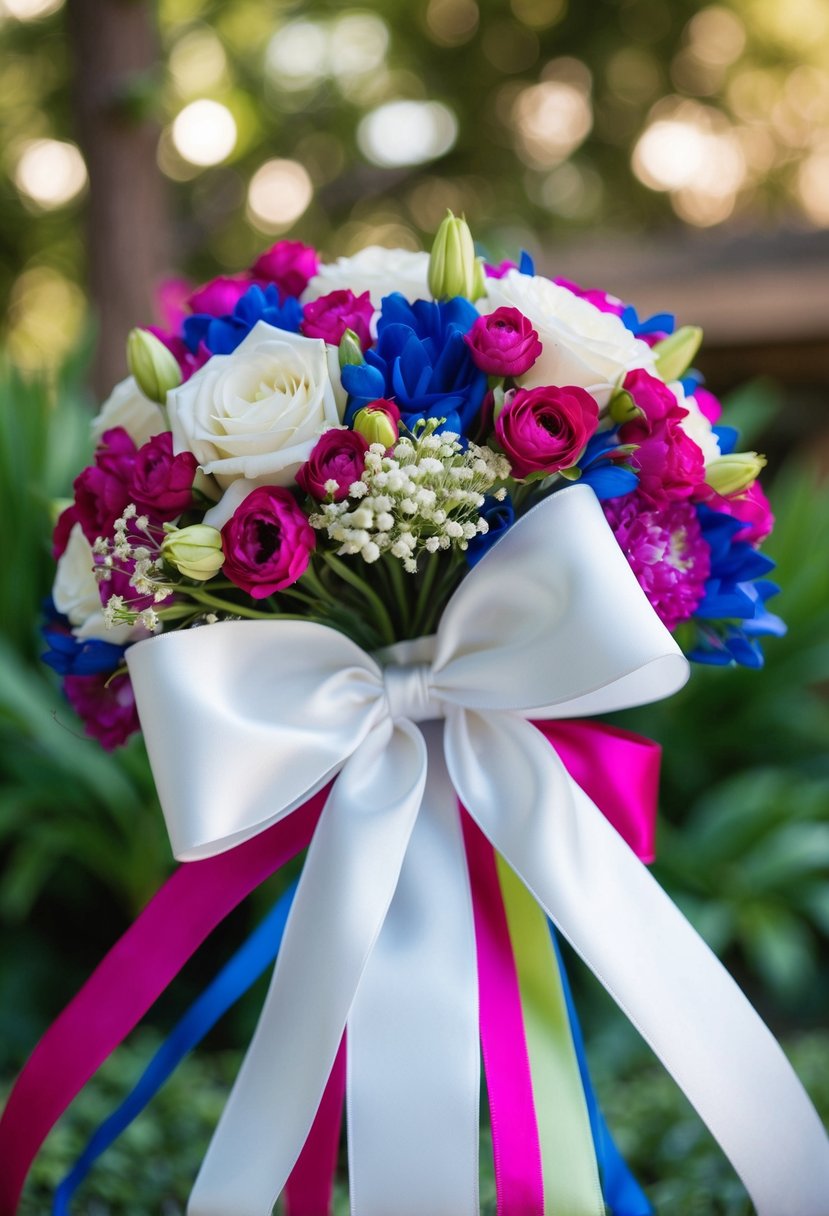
[
  {"xmin": 425, "ymin": 0, "xmax": 479, "ymax": 47},
  {"xmin": 358, "ymin": 100, "xmax": 458, "ymax": 168},
  {"xmin": 512, "ymin": 75, "xmax": 592, "ymax": 168},
  {"xmin": 171, "ymin": 99, "xmax": 237, "ymax": 167},
  {"xmin": 14, "ymin": 139, "xmax": 87, "ymax": 209},
  {"xmin": 0, "ymin": 0, "xmax": 62, "ymax": 19},
  {"xmin": 797, "ymin": 147, "xmax": 829, "ymax": 225},
  {"xmin": 6, "ymin": 266, "xmax": 86, "ymax": 368},
  {"xmin": 247, "ymin": 158, "xmax": 313, "ymax": 232},
  {"xmin": 168, "ymin": 28, "xmax": 228, "ymax": 96},
  {"xmin": 265, "ymin": 19, "xmax": 329, "ymax": 91}
]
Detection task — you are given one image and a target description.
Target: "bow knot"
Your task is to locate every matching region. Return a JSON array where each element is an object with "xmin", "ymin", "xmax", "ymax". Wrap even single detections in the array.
[{"xmin": 383, "ymin": 661, "xmax": 441, "ymax": 723}]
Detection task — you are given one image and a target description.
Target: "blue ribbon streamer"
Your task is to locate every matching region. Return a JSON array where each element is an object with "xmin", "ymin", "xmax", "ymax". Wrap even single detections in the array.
[
  {"xmin": 549, "ymin": 924, "xmax": 653, "ymax": 1216},
  {"xmin": 52, "ymin": 881, "xmax": 298, "ymax": 1215}
]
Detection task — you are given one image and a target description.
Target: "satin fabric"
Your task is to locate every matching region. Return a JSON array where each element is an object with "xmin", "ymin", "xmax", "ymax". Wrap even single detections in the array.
[{"xmin": 97, "ymin": 484, "xmax": 829, "ymax": 1214}]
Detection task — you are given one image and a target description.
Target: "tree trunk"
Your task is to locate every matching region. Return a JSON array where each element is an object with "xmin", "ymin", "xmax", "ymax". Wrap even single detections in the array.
[{"xmin": 65, "ymin": 0, "xmax": 169, "ymax": 398}]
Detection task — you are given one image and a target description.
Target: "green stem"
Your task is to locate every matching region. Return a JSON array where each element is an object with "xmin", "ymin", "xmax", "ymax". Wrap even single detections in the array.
[
  {"xmin": 412, "ymin": 550, "xmax": 440, "ymax": 637},
  {"xmin": 320, "ymin": 552, "xmax": 396, "ymax": 645},
  {"xmin": 382, "ymin": 553, "xmax": 412, "ymax": 637},
  {"xmin": 186, "ymin": 587, "xmax": 314, "ymax": 623}
]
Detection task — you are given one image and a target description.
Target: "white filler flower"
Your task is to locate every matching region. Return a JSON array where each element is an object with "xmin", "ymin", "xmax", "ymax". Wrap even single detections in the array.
[{"xmin": 302, "ymin": 247, "xmax": 431, "ymax": 308}]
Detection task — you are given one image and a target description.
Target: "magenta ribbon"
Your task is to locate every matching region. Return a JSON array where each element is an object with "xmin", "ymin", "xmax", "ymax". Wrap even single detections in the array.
[
  {"xmin": 0, "ymin": 792, "xmax": 327, "ymax": 1216},
  {"xmin": 284, "ymin": 1038, "xmax": 346, "ymax": 1216},
  {"xmin": 0, "ymin": 721, "xmax": 659, "ymax": 1216},
  {"xmin": 469, "ymin": 721, "xmax": 660, "ymax": 1216}
]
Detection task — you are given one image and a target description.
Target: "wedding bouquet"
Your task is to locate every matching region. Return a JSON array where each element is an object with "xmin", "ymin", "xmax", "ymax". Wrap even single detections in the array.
[{"xmin": 2, "ymin": 214, "xmax": 827, "ymax": 1216}]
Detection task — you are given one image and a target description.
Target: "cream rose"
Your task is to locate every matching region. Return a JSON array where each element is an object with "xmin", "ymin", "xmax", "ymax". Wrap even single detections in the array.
[
  {"xmin": 678, "ymin": 386, "xmax": 721, "ymax": 466},
  {"xmin": 91, "ymin": 376, "xmax": 167, "ymax": 447},
  {"xmin": 53, "ymin": 524, "xmax": 139, "ymax": 646},
  {"xmin": 167, "ymin": 322, "xmax": 341, "ymax": 490},
  {"xmin": 302, "ymin": 247, "xmax": 431, "ymax": 308},
  {"xmin": 480, "ymin": 271, "xmax": 655, "ymax": 407}
]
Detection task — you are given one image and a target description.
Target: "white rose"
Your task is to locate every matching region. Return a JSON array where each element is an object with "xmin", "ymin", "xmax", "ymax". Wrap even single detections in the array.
[
  {"xmin": 53, "ymin": 524, "xmax": 138, "ymax": 645},
  {"xmin": 167, "ymin": 322, "xmax": 341, "ymax": 491},
  {"xmin": 480, "ymin": 271, "xmax": 655, "ymax": 407},
  {"xmin": 91, "ymin": 376, "xmax": 167, "ymax": 447},
  {"xmin": 676, "ymin": 385, "xmax": 721, "ymax": 466},
  {"xmin": 302, "ymin": 247, "xmax": 431, "ymax": 308}
]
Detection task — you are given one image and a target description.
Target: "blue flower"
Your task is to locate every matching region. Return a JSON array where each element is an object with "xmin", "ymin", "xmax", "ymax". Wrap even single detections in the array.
[
  {"xmin": 619, "ymin": 305, "xmax": 675, "ymax": 340},
  {"xmin": 687, "ymin": 506, "xmax": 785, "ymax": 668},
  {"xmin": 466, "ymin": 495, "xmax": 515, "ymax": 567},
  {"xmin": 183, "ymin": 285, "xmax": 303, "ymax": 356},
  {"xmin": 42, "ymin": 602, "xmax": 126, "ymax": 677},
  {"xmin": 576, "ymin": 429, "xmax": 639, "ymax": 501},
  {"xmin": 341, "ymin": 294, "xmax": 487, "ymax": 436}
]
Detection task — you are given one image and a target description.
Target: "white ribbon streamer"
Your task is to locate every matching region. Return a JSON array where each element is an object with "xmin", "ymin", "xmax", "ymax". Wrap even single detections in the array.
[{"xmin": 126, "ymin": 484, "xmax": 829, "ymax": 1216}]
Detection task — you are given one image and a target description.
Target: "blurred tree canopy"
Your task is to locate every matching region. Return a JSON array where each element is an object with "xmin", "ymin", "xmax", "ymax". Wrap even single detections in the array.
[{"xmin": 2, "ymin": 0, "xmax": 829, "ymax": 385}]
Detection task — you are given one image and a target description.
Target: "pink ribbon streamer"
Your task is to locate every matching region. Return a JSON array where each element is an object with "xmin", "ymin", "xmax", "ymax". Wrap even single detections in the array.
[
  {"xmin": 0, "ymin": 792, "xmax": 326, "ymax": 1216},
  {"xmin": 469, "ymin": 721, "xmax": 660, "ymax": 1216},
  {"xmin": 464, "ymin": 810, "xmax": 545, "ymax": 1216},
  {"xmin": 284, "ymin": 1038, "xmax": 347, "ymax": 1216}
]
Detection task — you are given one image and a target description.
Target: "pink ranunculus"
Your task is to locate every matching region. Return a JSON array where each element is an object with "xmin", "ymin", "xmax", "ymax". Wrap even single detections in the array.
[
  {"xmin": 156, "ymin": 277, "xmax": 192, "ymax": 330},
  {"xmin": 693, "ymin": 387, "xmax": 723, "ymax": 424},
  {"xmin": 297, "ymin": 429, "xmax": 370, "ymax": 501},
  {"xmin": 554, "ymin": 278, "xmax": 625, "ymax": 317},
  {"xmin": 464, "ymin": 307, "xmax": 542, "ymax": 378},
  {"xmin": 495, "ymin": 385, "xmax": 599, "ymax": 479},
  {"xmin": 621, "ymin": 368, "xmax": 681, "ymax": 437},
  {"xmin": 252, "ymin": 241, "xmax": 319, "ymax": 299},
  {"xmin": 222, "ymin": 486, "xmax": 316, "ymax": 598},
  {"xmin": 73, "ymin": 428, "xmax": 137, "ymax": 544},
  {"xmin": 711, "ymin": 481, "xmax": 774, "ymax": 546},
  {"xmin": 129, "ymin": 432, "xmax": 198, "ymax": 521},
  {"xmin": 626, "ymin": 414, "xmax": 706, "ymax": 506},
  {"xmin": 301, "ymin": 289, "xmax": 374, "ymax": 349},
  {"xmin": 604, "ymin": 492, "xmax": 710, "ymax": 632},
  {"xmin": 64, "ymin": 671, "xmax": 141, "ymax": 750},
  {"xmin": 187, "ymin": 275, "xmax": 255, "ymax": 317}
]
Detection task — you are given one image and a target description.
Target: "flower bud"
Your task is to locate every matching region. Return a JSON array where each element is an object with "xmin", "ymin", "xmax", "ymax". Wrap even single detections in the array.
[
  {"xmin": 338, "ymin": 327, "xmax": 364, "ymax": 369},
  {"xmin": 127, "ymin": 328, "xmax": 182, "ymax": 404},
  {"xmin": 652, "ymin": 325, "xmax": 703, "ymax": 383},
  {"xmin": 608, "ymin": 388, "xmax": 645, "ymax": 426},
  {"xmin": 353, "ymin": 400, "xmax": 399, "ymax": 448},
  {"xmin": 428, "ymin": 210, "xmax": 477, "ymax": 300},
  {"xmin": 161, "ymin": 523, "xmax": 225, "ymax": 581},
  {"xmin": 705, "ymin": 451, "xmax": 767, "ymax": 497}
]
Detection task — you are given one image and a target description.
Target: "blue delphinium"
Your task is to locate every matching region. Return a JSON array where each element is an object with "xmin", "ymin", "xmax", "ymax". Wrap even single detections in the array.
[
  {"xmin": 688, "ymin": 505, "xmax": 785, "ymax": 668},
  {"xmin": 183, "ymin": 284, "xmax": 303, "ymax": 356},
  {"xmin": 576, "ymin": 429, "xmax": 639, "ymax": 501},
  {"xmin": 341, "ymin": 294, "xmax": 487, "ymax": 436},
  {"xmin": 465, "ymin": 495, "xmax": 516, "ymax": 567}
]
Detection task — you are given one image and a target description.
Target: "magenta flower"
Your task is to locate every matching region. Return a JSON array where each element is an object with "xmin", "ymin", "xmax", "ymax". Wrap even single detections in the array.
[
  {"xmin": 484, "ymin": 260, "xmax": 518, "ymax": 279},
  {"xmin": 222, "ymin": 486, "xmax": 316, "ymax": 599},
  {"xmin": 52, "ymin": 504, "xmax": 80, "ymax": 559},
  {"xmin": 73, "ymin": 428, "xmax": 137, "ymax": 544},
  {"xmin": 297, "ymin": 429, "xmax": 370, "ymax": 501},
  {"xmin": 708, "ymin": 481, "xmax": 774, "ymax": 546},
  {"xmin": 604, "ymin": 493, "xmax": 710, "ymax": 632},
  {"xmin": 129, "ymin": 432, "xmax": 198, "ymax": 522},
  {"xmin": 693, "ymin": 387, "xmax": 723, "ymax": 425},
  {"xmin": 301, "ymin": 289, "xmax": 374, "ymax": 349},
  {"xmin": 252, "ymin": 241, "xmax": 319, "ymax": 299},
  {"xmin": 622, "ymin": 369, "xmax": 679, "ymax": 434},
  {"xmin": 188, "ymin": 275, "xmax": 255, "ymax": 317},
  {"xmin": 146, "ymin": 328, "xmax": 210, "ymax": 382},
  {"xmin": 64, "ymin": 671, "xmax": 141, "ymax": 751},
  {"xmin": 495, "ymin": 384, "xmax": 599, "ymax": 479},
  {"xmin": 464, "ymin": 308, "xmax": 542, "ymax": 378}
]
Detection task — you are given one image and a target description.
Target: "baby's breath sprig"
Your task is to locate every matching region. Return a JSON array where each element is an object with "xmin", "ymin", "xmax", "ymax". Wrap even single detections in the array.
[
  {"xmin": 309, "ymin": 419, "xmax": 510, "ymax": 575},
  {"xmin": 93, "ymin": 505, "xmax": 174, "ymax": 634}
]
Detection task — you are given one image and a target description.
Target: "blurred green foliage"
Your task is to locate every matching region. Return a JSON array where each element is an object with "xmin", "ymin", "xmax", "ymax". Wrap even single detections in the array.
[{"xmin": 13, "ymin": 1027, "xmax": 829, "ymax": 1214}]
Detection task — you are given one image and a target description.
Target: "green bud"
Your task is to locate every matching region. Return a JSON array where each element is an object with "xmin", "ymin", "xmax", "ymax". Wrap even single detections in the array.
[
  {"xmin": 338, "ymin": 328, "xmax": 363, "ymax": 369},
  {"xmin": 471, "ymin": 256, "xmax": 487, "ymax": 302},
  {"xmin": 491, "ymin": 383, "xmax": 507, "ymax": 422},
  {"xmin": 161, "ymin": 524, "xmax": 225, "ymax": 581},
  {"xmin": 705, "ymin": 451, "xmax": 767, "ymax": 497},
  {"xmin": 127, "ymin": 328, "xmax": 182, "ymax": 404},
  {"xmin": 608, "ymin": 389, "xmax": 644, "ymax": 426},
  {"xmin": 428, "ymin": 210, "xmax": 477, "ymax": 301},
  {"xmin": 652, "ymin": 325, "xmax": 703, "ymax": 383},
  {"xmin": 353, "ymin": 405, "xmax": 398, "ymax": 449}
]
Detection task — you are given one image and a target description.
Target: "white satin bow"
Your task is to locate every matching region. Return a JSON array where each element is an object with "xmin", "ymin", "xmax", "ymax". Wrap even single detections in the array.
[{"xmin": 127, "ymin": 484, "xmax": 829, "ymax": 1216}]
